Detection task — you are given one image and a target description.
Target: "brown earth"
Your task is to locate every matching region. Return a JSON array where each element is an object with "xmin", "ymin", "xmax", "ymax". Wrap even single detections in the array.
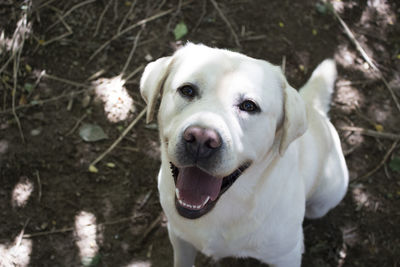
[{"xmin": 1, "ymin": 0, "xmax": 400, "ymax": 266}]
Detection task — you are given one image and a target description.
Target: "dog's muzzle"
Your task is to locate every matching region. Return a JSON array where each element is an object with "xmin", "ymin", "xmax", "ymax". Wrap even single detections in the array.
[{"xmin": 170, "ymin": 125, "xmax": 251, "ymax": 219}]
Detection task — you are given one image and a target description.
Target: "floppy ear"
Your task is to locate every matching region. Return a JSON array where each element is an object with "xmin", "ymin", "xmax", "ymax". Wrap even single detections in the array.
[
  {"xmin": 279, "ymin": 82, "xmax": 308, "ymax": 156},
  {"xmin": 140, "ymin": 56, "xmax": 172, "ymax": 123}
]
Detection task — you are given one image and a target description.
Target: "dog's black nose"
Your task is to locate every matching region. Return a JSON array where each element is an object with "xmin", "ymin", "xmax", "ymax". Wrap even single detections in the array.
[{"xmin": 183, "ymin": 126, "xmax": 222, "ymax": 158}]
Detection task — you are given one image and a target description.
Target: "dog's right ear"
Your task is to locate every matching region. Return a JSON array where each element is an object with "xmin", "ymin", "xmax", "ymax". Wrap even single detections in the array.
[{"xmin": 140, "ymin": 56, "xmax": 172, "ymax": 123}]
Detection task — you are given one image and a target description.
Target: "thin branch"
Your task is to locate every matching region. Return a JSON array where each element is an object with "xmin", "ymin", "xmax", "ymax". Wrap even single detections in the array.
[
  {"xmin": 46, "ymin": 0, "xmax": 96, "ymax": 32},
  {"xmin": 0, "ymin": 89, "xmax": 88, "ymax": 114},
  {"xmin": 89, "ymin": 0, "xmax": 194, "ymax": 62},
  {"xmin": 89, "ymin": 108, "xmax": 146, "ymax": 168},
  {"xmin": 23, "ymin": 214, "xmax": 143, "ymax": 239},
  {"xmin": 0, "ymin": 56, "xmax": 13, "ymax": 76},
  {"xmin": 12, "ymin": 13, "xmax": 29, "ymax": 143},
  {"xmin": 124, "ymin": 64, "xmax": 144, "ymax": 82},
  {"xmin": 93, "ymin": 0, "xmax": 113, "ymax": 37},
  {"xmin": 340, "ymin": 126, "xmax": 400, "ymax": 140},
  {"xmin": 65, "ymin": 113, "xmax": 88, "ymax": 136},
  {"xmin": 352, "ymin": 140, "xmax": 399, "ymax": 183},
  {"xmin": 332, "ymin": 6, "xmax": 400, "ymax": 114},
  {"xmin": 138, "ymin": 214, "xmax": 163, "ymax": 244},
  {"xmin": 43, "ymin": 73, "xmax": 91, "ymax": 88},
  {"xmin": 209, "ymin": 0, "xmax": 241, "ymax": 48},
  {"xmin": 35, "ymin": 170, "xmax": 42, "ymax": 203},
  {"xmin": 16, "ymin": 218, "xmax": 31, "ymax": 247},
  {"xmin": 0, "ymin": 74, "xmax": 92, "ymax": 114},
  {"xmin": 117, "ymin": 0, "xmax": 137, "ymax": 34},
  {"xmin": 23, "ymin": 227, "xmax": 73, "ymax": 238},
  {"xmin": 41, "ymin": 13, "xmax": 73, "ymax": 46},
  {"xmin": 192, "ymin": 0, "xmax": 207, "ymax": 33},
  {"xmin": 42, "ymin": 31, "xmax": 72, "ymax": 46},
  {"xmin": 37, "ymin": 0, "xmax": 57, "ymax": 11},
  {"xmin": 121, "ymin": 28, "xmax": 143, "ymax": 75}
]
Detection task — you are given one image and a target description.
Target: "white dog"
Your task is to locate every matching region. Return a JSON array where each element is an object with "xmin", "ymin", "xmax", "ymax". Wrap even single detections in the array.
[{"xmin": 140, "ymin": 43, "xmax": 348, "ymax": 267}]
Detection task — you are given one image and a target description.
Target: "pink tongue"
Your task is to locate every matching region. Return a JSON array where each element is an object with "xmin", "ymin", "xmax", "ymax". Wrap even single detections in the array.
[{"xmin": 176, "ymin": 167, "xmax": 222, "ymax": 206}]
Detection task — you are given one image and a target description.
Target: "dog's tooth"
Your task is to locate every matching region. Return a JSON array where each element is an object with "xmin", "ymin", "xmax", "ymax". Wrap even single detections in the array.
[
  {"xmin": 202, "ymin": 196, "xmax": 210, "ymax": 207},
  {"xmin": 175, "ymin": 188, "xmax": 180, "ymax": 199}
]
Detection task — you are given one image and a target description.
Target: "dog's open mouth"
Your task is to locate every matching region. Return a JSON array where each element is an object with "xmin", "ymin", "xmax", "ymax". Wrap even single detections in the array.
[{"xmin": 170, "ymin": 162, "xmax": 250, "ymax": 219}]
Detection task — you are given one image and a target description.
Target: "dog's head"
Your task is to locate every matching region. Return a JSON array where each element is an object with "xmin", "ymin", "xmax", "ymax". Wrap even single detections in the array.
[{"xmin": 140, "ymin": 43, "xmax": 307, "ymax": 219}]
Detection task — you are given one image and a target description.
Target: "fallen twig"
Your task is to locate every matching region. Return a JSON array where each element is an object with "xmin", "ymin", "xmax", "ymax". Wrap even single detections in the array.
[
  {"xmin": 0, "ymin": 74, "xmax": 92, "ymax": 114},
  {"xmin": 46, "ymin": 0, "xmax": 96, "ymax": 32},
  {"xmin": 89, "ymin": 0, "xmax": 194, "ymax": 62},
  {"xmin": 0, "ymin": 89, "xmax": 88, "ymax": 114},
  {"xmin": 352, "ymin": 140, "xmax": 399, "ymax": 183},
  {"xmin": 0, "ymin": 56, "xmax": 13, "ymax": 76},
  {"xmin": 138, "ymin": 190, "xmax": 153, "ymax": 210},
  {"xmin": 24, "ymin": 227, "xmax": 74, "ymax": 238},
  {"xmin": 332, "ymin": 6, "xmax": 400, "ymax": 114},
  {"xmin": 65, "ymin": 113, "xmax": 88, "ymax": 136},
  {"xmin": 23, "ymin": 214, "xmax": 144, "ymax": 239},
  {"xmin": 12, "ymin": 12, "xmax": 29, "ymax": 143},
  {"xmin": 121, "ymin": 28, "xmax": 143, "ymax": 75},
  {"xmin": 36, "ymin": 0, "xmax": 57, "ymax": 11},
  {"xmin": 44, "ymin": 73, "xmax": 91, "ymax": 88},
  {"xmin": 41, "ymin": 12, "xmax": 73, "ymax": 46},
  {"xmin": 340, "ymin": 126, "xmax": 400, "ymax": 140},
  {"xmin": 16, "ymin": 218, "xmax": 31, "ymax": 247},
  {"xmin": 193, "ymin": 0, "xmax": 207, "ymax": 33},
  {"xmin": 89, "ymin": 108, "xmax": 146, "ymax": 169},
  {"xmin": 209, "ymin": 0, "xmax": 241, "ymax": 48},
  {"xmin": 35, "ymin": 170, "xmax": 42, "ymax": 203},
  {"xmin": 118, "ymin": 0, "xmax": 137, "ymax": 34},
  {"xmin": 93, "ymin": 0, "xmax": 113, "ymax": 37},
  {"xmin": 125, "ymin": 64, "xmax": 145, "ymax": 82},
  {"xmin": 139, "ymin": 214, "xmax": 163, "ymax": 244}
]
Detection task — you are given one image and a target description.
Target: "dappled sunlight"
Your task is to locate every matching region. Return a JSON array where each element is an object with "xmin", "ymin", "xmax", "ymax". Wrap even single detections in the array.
[
  {"xmin": 11, "ymin": 176, "xmax": 34, "ymax": 208},
  {"xmin": 337, "ymin": 224, "xmax": 359, "ymax": 266},
  {"xmin": 125, "ymin": 260, "xmax": 152, "ymax": 267},
  {"xmin": 334, "ymin": 45, "xmax": 357, "ymax": 68},
  {"xmin": 0, "ymin": 238, "xmax": 32, "ymax": 267},
  {"xmin": 361, "ymin": 0, "xmax": 396, "ymax": 27},
  {"xmin": 351, "ymin": 184, "xmax": 380, "ymax": 212},
  {"xmin": 334, "ymin": 44, "xmax": 376, "ymax": 79},
  {"xmin": 367, "ymin": 102, "xmax": 391, "ymax": 124},
  {"xmin": 93, "ymin": 75, "xmax": 135, "ymax": 123},
  {"xmin": 330, "ymin": 0, "xmax": 357, "ymax": 13},
  {"xmin": 334, "ymin": 79, "xmax": 364, "ymax": 113},
  {"xmin": 0, "ymin": 15, "xmax": 32, "ymax": 55},
  {"xmin": 74, "ymin": 211, "xmax": 99, "ymax": 266}
]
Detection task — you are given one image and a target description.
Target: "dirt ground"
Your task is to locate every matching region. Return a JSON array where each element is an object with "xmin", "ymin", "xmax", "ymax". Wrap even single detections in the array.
[{"xmin": 1, "ymin": 0, "xmax": 400, "ymax": 266}]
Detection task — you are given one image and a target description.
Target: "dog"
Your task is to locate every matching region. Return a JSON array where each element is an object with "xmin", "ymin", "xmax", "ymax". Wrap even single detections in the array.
[{"xmin": 140, "ymin": 43, "xmax": 348, "ymax": 267}]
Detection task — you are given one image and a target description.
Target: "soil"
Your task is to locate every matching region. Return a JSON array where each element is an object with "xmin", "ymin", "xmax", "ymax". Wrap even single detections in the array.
[{"xmin": 1, "ymin": 0, "xmax": 400, "ymax": 266}]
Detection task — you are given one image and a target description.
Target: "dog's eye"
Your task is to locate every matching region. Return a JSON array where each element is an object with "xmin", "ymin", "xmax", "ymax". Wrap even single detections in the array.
[
  {"xmin": 239, "ymin": 100, "xmax": 259, "ymax": 113},
  {"xmin": 178, "ymin": 84, "xmax": 196, "ymax": 98}
]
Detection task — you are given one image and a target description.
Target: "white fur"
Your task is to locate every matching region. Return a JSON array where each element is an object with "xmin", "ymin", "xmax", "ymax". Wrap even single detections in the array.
[{"xmin": 140, "ymin": 44, "xmax": 348, "ymax": 267}]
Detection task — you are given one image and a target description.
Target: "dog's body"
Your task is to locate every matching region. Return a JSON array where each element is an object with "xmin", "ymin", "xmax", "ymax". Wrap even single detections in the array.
[{"xmin": 140, "ymin": 44, "xmax": 348, "ymax": 267}]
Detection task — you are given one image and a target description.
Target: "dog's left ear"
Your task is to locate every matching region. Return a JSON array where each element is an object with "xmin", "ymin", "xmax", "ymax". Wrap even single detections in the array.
[
  {"xmin": 279, "ymin": 78, "xmax": 308, "ymax": 156},
  {"xmin": 140, "ymin": 56, "xmax": 172, "ymax": 123}
]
